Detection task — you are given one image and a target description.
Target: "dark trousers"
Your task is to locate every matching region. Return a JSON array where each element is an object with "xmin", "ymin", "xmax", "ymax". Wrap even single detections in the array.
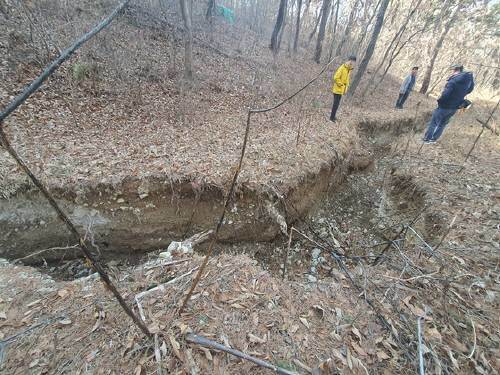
[
  {"xmin": 423, "ymin": 107, "xmax": 457, "ymax": 141},
  {"xmin": 396, "ymin": 91, "xmax": 410, "ymax": 108},
  {"xmin": 330, "ymin": 94, "xmax": 342, "ymax": 121}
]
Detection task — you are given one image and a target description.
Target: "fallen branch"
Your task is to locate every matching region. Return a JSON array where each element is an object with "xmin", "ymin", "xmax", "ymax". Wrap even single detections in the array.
[
  {"xmin": 417, "ymin": 315, "xmax": 426, "ymax": 375},
  {"xmin": 144, "ymin": 258, "xmax": 191, "ymax": 270},
  {"xmin": 282, "ymin": 226, "xmax": 293, "ymax": 280},
  {"xmin": 0, "ymin": 0, "xmax": 151, "ymax": 338},
  {"xmin": 13, "ymin": 244, "xmax": 79, "ymax": 263},
  {"xmin": 186, "ymin": 333, "xmax": 298, "ymax": 375},
  {"xmin": 406, "ymin": 226, "xmax": 436, "ymax": 258},
  {"xmin": 433, "ymin": 214, "xmax": 457, "ymax": 252},
  {"xmin": 373, "ymin": 206, "xmax": 427, "ymax": 265},
  {"xmin": 467, "ymin": 318, "xmax": 476, "ymax": 359},
  {"xmin": 458, "ymin": 99, "xmax": 499, "ymax": 173},
  {"xmin": 476, "ymin": 118, "xmax": 498, "ymax": 136},
  {"xmin": 135, "ymin": 267, "xmax": 199, "ymax": 322},
  {"xmin": 154, "ymin": 334, "xmax": 163, "ymax": 375},
  {"xmin": 178, "ymin": 56, "xmax": 340, "ymax": 313},
  {"xmin": 0, "ymin": 0, "xmax": 132, "ymax": 122},
  {"xmin": 383, "ymin": 272, "xmax": 439, "ymax": 282}
]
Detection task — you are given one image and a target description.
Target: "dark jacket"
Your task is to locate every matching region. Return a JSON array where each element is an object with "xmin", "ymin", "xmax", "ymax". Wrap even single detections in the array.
[{"xmin": 437, "ymin": 72, "xmax": 474, "ymax": 109}]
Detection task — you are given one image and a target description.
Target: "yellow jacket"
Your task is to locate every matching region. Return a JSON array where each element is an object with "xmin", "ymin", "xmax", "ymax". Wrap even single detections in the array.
[{"xmin": 332, "ymin": 63, "xmax": 353, "ymax": 95}]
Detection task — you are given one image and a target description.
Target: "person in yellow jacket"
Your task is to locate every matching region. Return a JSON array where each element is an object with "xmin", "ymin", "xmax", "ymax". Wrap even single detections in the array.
[{"xmin": 330, "ymin": 56, "xmax": 356, "ymax": 122}]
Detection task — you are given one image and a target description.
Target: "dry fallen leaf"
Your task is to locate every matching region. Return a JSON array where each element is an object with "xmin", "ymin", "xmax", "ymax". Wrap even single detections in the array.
[
  {"xmin": 57, "ymin": 289, "xmax": 70, "ymax": 298},
  {"xmin": 247, "ymin": 333, "xmax": 266, "ymax": 344},
  {"xmin": 377, "ymin": 350, "xmax": 390, "ymax": 361},
  {"xmin": 169, "ymin": 334, "xmax": 183, "ymax": 361},
  {"xmin": 299, "ymin": 316, "xmax": 310, "ymax": 329}
]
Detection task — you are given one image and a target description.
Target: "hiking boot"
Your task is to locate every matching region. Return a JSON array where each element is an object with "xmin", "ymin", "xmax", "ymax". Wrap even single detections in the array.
[{"xmin": 422, "ymin": 139, "xmax": 436, "ymax": 144}]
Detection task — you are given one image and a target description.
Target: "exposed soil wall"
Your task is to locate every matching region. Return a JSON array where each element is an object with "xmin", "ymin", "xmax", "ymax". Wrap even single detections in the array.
[{"xmin": 0, "ymin": 114, "xmax": 431, "ymax": 262}]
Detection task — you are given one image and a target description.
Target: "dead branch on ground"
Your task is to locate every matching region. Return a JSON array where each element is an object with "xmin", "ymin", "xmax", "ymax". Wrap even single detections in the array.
[
  {"xmin": 178, "ymin": 56, "xmax": 341, "ymax": 314},
  {"xmin": 186, "ymin": 333, "xmax": 298, "ymax": 375},
  {"xmin": 0, "ymin": 0, "xmax": 151, "ymax": 338},
  {"xmin": 458, "ymin": 99, "xmax": 499, "ymax": 173}
]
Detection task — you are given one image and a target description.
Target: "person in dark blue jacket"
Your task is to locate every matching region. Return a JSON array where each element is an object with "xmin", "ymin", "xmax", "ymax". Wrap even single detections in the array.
[{"xmin": 423, "ymin": 64, "xmax": 474, "ymax": 144}]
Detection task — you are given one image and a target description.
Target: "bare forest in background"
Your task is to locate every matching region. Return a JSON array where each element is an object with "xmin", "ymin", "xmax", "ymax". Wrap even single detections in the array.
[{"xmin": 1, "ymin": 0, "xmax": 499, "ymax": 101}]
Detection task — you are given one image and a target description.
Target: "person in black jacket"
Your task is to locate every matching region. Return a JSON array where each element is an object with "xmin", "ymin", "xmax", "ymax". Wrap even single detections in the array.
[{"xmin": 422, "ymin": 64, "xmax": 474, "ymax": 144}]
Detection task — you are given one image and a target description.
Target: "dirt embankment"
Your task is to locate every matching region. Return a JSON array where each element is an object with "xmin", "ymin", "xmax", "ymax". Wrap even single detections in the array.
[{"xmin": 0, "ymin": 112, "xmax": 431, "ymax": 262}]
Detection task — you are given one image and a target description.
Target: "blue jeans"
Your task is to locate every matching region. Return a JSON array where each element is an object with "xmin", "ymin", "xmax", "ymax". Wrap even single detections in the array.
[
  {"xmin": 424, "ymin": 107, "xmax": 457, "ymax": 141},
  {"xmin": 396, "ymin": 91, "xmax": 410, "ymax": 108}
]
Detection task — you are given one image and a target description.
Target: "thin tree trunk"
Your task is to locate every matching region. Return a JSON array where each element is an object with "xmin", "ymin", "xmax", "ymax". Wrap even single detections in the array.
[
  {"xmin": 354, "ymin": 0, "xmax": 382, "ymax": 57},
  {"xmin": 328, "ymin": 0, "xmax": 340, "ymax": 60},
  {"xmin": 179, "ymin": 0, "xmax": 193, "ymax": 80},
  {"xmin": 287, "ymin": 0, "xmax": 296, "ymax": 54},
  {"xmin": 366, "ymin": 0, "xmax": 422, "ymax": 90},
  {"xmin": 419, "ymin": 4, "xmax": 460, "ymax": 94},
  {"xmin": 334, "ymin": 0, "xmax": 360, "ymax": 57},
  {"xmin": 370, "ymin": 27, "xmax": 425, "ymax": 93},
  {"xmin": 307, "ymin": 7, "xmax": 322, "ymax": 46},
  {"xmin": 293, "ymin": 0, "xmax": 303, "ymax": 53},
  {"xmin": 348, "ymin": 0, "xmax": 391, "ymax": 97},
  {"xmin": 206, "ymin": 0, "xmax": 215, "ymax": 21},
  {"xmin": 278, "ymin": 0, "xmax": 289, "ymax": 50},
  {"xmin": 314, "ymin": 0, "xmax": 332, "ymax": 63},
  {"xmin": 270, "ymin": 0, "xmax": 288, "ymax": 55}
]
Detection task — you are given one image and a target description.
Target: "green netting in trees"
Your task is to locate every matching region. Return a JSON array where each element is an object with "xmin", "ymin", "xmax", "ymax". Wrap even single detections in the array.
[{"xmin": 216, "ymin": 5, "xmax": 235, "ymax": 24}]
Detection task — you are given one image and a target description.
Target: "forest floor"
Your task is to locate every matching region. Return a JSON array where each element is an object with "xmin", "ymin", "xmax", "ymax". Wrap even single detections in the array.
[
  {"xmin": 1, "ymin": 104, "xmax": 498, "ymax": 374},
  {"xmin": 1, "ymin": 3, "xmax": 499, "ymax": 374},
  {"xmin": 0, "ymin": 4, "xmax": 435, "ymax": 197}
]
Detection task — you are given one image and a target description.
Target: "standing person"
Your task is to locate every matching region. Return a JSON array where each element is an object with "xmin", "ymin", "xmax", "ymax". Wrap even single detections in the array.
[
  {"xmin": 396, "ymin": 66, "xmax": 419, "ymax": 109},
  {"xmin": 330, "ymin": 56, "xmax": 356, "ymax": 122},
  {"xmin": 423, "ymin": 64, "xmax": 474, "ymax": 144}
]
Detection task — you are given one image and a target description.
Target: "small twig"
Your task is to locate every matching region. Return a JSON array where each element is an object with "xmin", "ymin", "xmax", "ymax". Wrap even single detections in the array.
[
  {"xmin": 13, "ymin": 244, "xmax": 79, "ymax": 263},
  {"xmin": 417, "ymin": 315, "xmax": 426, "ymax": 375},
  {"xmin": 144, "ymin": 258, "xmax": 191, "ymax": 270},
  {"xmin": 186, "ymin": 333, "xmax": 298, "ymax": 375},
  {"xmin": 467, "ymin": 318, "xmax": 476, "ymax": 359},
  {"xmin": 154, "ymin": 334, "xmax": 163, "ymax": 375},
  {"xmin": 458, "ymin": 99, "xmax": 499, "ymax": 173},
  {"xmin": 406, "ymin": 226, "xmax": 435, "ymax": 257},
  {"xmin": 383, "ymin": 272, "xmax": 439, "ymax": 282},
  {"xmin": 373, "ymin": 206, "xmax": 427, "ymax": 265},
  {"xmin": 433, "ymin": 214, "xmax": 457, "ymax": 252},
  {"xmin": 136, "ymin": 267, "xmax": 199, "ymax": 322},
  {"xmin": 178, "ymin": 56, "xmax": 341, "ymax": 314},
  {"xmin": 282, "ymin": 226, "xmax": 293, "ymax": 280}
]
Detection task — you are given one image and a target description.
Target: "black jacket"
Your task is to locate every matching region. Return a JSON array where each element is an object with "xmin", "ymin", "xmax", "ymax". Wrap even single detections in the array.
[{"xmin": 437, "ymin": 72, "xmax": 474, "ymax": 109}]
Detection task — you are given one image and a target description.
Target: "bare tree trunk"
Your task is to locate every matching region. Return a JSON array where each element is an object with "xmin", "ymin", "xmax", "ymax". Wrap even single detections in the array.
[
  {"xmin": 328, "ymin": 0, "xmax": 340, "ymax": 60},
  {"xmin": 270, "ymin": 0, "xmax": 288, "ymax": 55},
  {"xmin": 353, "ymin": 0, "xmax": 382, "ymax": 57},
  {"xmin": 334, "ymin": 0, "xmax": 360, "ymax": 57},
  {"xmin": 293, "ymin": 0, "xmax": 303, "ymax": 53},
  {"xmin": 314, "ymin": 0, "xmax": 332, "ymax": 63},
  {"xmin": 287, "ymin": 0, "xmax": 296, "ymax": 54},
  {"xmin": 419, "ymin": 5, "xmax": 460, "ymax": 94},
  {"xmin": 347, "ymin": 0, "xmax": 391, "ymax": 97},
  {"xmin": 307, "ymin": 7, "xmax": 322, "ymax": 46},
  {"xmin": 179, "ymin": 0, "xmax": 193, "ymax": 80},
  {"xmin": 366, "ymin": 0, "xmax": 422, "ymax": 89},
  {"xmin": 278, "ymin": 0, "xmax": 290, "ymax": 51},
  {"xmin": 206, "ymin": 0, "xmax": 215, "ymax": 21}
]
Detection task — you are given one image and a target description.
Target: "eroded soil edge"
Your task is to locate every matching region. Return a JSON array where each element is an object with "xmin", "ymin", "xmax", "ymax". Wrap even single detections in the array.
[{"xmin": 0, "ymin": 114, "xmax": 431, "ymax": 263}]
